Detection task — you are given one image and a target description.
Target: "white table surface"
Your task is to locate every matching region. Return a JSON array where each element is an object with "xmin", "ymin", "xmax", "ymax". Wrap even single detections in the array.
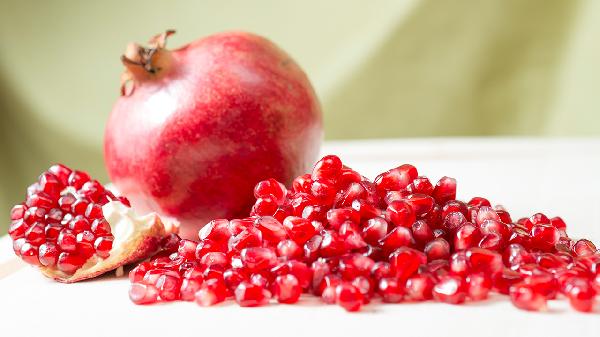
[{"xmin": 1, "ymin": 138, "xmax": 600, "ymax": 337}]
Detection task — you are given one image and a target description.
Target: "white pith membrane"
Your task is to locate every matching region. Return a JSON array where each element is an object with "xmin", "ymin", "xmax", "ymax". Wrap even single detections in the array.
[{"xmin": 40, "ymin": 201, "xmax": 166, "ymax": 283}]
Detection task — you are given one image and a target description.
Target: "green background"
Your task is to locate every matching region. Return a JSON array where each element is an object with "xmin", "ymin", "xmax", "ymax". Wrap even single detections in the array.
[{"xmin": 1, "ymin": 0, "xmax": 599, "ymax": 232}]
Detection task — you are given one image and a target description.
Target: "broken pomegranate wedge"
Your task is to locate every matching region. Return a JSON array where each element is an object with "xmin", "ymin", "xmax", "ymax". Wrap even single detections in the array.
[
  {"xmin": 129, "ymin": 155, "xmax": 599, "ymax": 313},
  {"xmin": 8, "ymin": 164, "xmax": 166, "ymax": 283}
]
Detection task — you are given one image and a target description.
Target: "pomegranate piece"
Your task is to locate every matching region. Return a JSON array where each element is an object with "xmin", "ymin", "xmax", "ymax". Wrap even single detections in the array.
[
  {"xmin": 9, "ymin": 165, "xmax": 166, "ymax": 283},
  {"xmin": 386, "ymin": 200, "xmax": 416, "ymax": 228},
  {"xmin": 564, "ymin": 277, "xmax": 596, "ymax": 312},
  {"xmin": 405, "ymin": 273, "xmax": 435, "ymax": 301},
  {"xmin": 106, "ymin": 31, "xmax": 322, "ymax": 239},
  {"xmin": 196, "ymin": 279, "xmax": 229, "ymax": 307}
]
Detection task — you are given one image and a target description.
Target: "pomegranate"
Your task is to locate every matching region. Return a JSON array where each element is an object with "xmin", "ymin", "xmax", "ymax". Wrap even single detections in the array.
[
  {"xmin": 105, "ymin": 30, "xmax": 322, "ymax": 239},
  {"xmin": 125, "ymin": 154, "xmax": 599, "ymax": 312},
  {"xmin": 8, "ymin": 164, "xmax": 166, "ymax": 282}
]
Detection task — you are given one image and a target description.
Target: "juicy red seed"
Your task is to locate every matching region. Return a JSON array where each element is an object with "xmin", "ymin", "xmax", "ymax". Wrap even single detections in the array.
[
  {"xmin": 450, "ymin": 252, "xmax": 470, "ymax": 276},
  {"xmin": 374, "ymin": 164, "xmax": 418, "ymax": 193},
  {"xmin": 529, "ymin": 224, "xmax": 560, "ymax": 251},
  {"xmin": 443, "ymin": 211, "xmax": 467, "ymax": 232},
  {"xmin": 466, "ymin": 273, "xmax": 492, "ymax": 301},
  {"xmin": 25, "ymin": 222, "xmax": 46, "ymax": 245},
  {"xmin": 454, "ymin": 222, "xmax": 480, "ymax": 251},
  {"xmin": 509, "ymin": 282, "xmax": 547, "ymax": 311},
  {"xmin": 180, "ymin": 279, "xmax": 202, "ymax": 301},
  {"xmin": 276, "ymin": 240, "xmax": 302, "ymax": 259},
  {"xmin": 386, "ymin": 200, "xmax": 416, "ymax": 228},
  {"xmin": 424, "ymin": 238, "xmax": 450, "ymax": 261},
  {"xmin": 129, "ymin": 283, "xmax": 160, "ymax": 304},
  {"xmin": 71, "ymin": 199, "xmax": 90, "ymax": 216},
  {"xmin": 362, "ymin": 217, "xmax": 388, "ymax": 245},
  {"xmin": 326, "ymin": 208, "xmax": 360, "ymax": 230},
  {"xmin": 405, "ymin": 274, "xmax": 435, "ymax": 301},
  {"xmin": 335, "ymin": 283, "xmax": 363, "ymax": 312},
  {"xmin": 68, "ymin": 170, "xmax": 91, "ymax": 189},
  {"xmin": 23, "ymin": 206, "xmax": 46, "ymax": 224},
  {"xmin": 468, "ymin": 197, "xmax": 491, "ymax": 208},
  {"xmin": 94, "ymin": 236, "xmax": 113, "ymax": 258},
  {"xmin": 312, "ymin": 155, "xmax": 343, "ymax": 180},
  {"xmin": 389, "ymin": 247, "xmax": 426, "ymax": 282},
  {"xmin": 251, "ymin": 197, "xmax": 278, "ymax": 216},
  {"xmin": 241, "ymin": 247, "xmax": 277, "ymax": 271},
  {"xmin": 57, "ymin": 252, "xmax": 86, "ymax": 274},
  {"xmin": 58, "ymin": 194, "xmax": 76, "ymax": 212},
  {"xmin": 91, "ymin": 218, "xmax": 112, "ymax": 236},
  {"xmin": 85, "ymin": 204, "xmax": 103, "ymax": 220},
  {"xmin": 283, "ymin": 216, "xmax": 316, "ymax": 245},
  {"xmin": 572, "ymin": 239, "xmax": 596, "ymax": 257},
  {"xmin": 48, "ymin": 164, "xmax": 72, "ymax": 185},
  {"xmin": 432, "ymin": 176, "xmax": 456, "ymax": 204},
  {"xmin": 10, "ymin": 205, "xmax": 27, "ymax": 220},
  {"xmin": 234, "ymin": 281, "xmax": 271, "ymax": 307},
  {"xmin": 273, "ymin": 274, "xmax": 302, "ymax": 304},
  {"xmin": 68, "ymin": 216, "xmax": 90, "ymax": 232},
  {"xmin": 44, "ymin": 223, "xmax": 62, "ymax": 241},
  {"xmin": 433, "ymin": 275, "xmax": 467, "ymax": 304},
  {"xmin": 407, "ymin": 176, "xmax": 434, "ymax": 195},
  {"xmin": 405, "ymin": 194, "xmax": 435, "ymax": 216},
  {"xmin": 198, "ymin": 219, "xmax": 231, "ymax": 242},
  {"xmin": 254, "ymin": 216, "xmax": 288, "ymax": 242},
  {"xmin": 564, "ymin": 277, "xmax": 596, "ymax": 312},
  {"xmin": 466, "ymin": 248, "xmax": 503, "ymax": 274},
  {"xmin": 550, "ymin": 216, "xmax": 567, "ymax": 231},
  {"xmin": 254, "ymin": 178, "xmax": 287, "ymax": 203},
  {"xmin": 8, "ymin": 220, "xmax": 28, "ymax": 240},
  {"xmin": 380, "ymin": 227, "xmax": 415, "ymax": 256},
  {"xmin": 20, "ymin": 242, "xmax": 40, "ymax": 265},
  {"xmin": 58, "ymin": 229, "xmax": 77, "ymax": 252},
  {"xmin": 178, "ymin": 240, "xmax": 198, "ymax": 259},
  {"xmin": 38, "ymin": 243, "xmax": 58, "ymax": 267}
]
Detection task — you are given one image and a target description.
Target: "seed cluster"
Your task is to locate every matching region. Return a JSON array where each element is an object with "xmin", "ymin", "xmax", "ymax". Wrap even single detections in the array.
[
  {"xmin": 134, "ymin": 155, "xmax": 594, "ymax": 311},
  {"xmin": 9, "ymin": 164, "xmax": 128, "ymax": 274}
]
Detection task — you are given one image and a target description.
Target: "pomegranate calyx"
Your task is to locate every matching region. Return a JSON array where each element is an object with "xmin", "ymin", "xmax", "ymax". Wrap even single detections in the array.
[{"xmin": 120, "ymin": 29, "xmax": 176, "ymax": 96}]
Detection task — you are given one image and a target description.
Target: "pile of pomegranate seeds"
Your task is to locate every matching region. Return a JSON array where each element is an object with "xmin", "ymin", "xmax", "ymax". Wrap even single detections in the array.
[
  {"xmin": 129, "ymin": 155, "xmax": 599, "ymax": 312},
  {"xmin": 9, "ymin": 164, "xmax": 128, "ymax": 274}
]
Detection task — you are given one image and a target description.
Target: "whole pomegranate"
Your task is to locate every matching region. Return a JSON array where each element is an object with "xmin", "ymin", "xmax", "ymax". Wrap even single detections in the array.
[{"xmin": 105, "ymin": 31, "xmax": 322, "ymax": 239}]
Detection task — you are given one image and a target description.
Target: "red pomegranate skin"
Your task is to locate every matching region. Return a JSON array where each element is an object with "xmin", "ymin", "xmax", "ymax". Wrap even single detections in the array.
[{"xmin": 105, "ymin": 32, "xmax": 322, "ymax": 239}]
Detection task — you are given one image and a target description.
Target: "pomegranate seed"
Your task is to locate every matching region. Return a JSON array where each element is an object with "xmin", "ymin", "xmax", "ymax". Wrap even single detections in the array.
[
  {"xmin": 405, "ymin": 273, "xmax": 435, "ymax": 301},
  {"xmin": 509, "ymin": 282, "xmax": 547, "ymax": 311},
  {"xmin": 466, "ymin": 273, "xmax": 492, "ymax": 301},
  {"xmin": 277, "ymin": 239, "xmax": 302, "ymax": 259},
  {"xmin": 378, "ymin": 278, "xmax": 404, "ymax": 303},
  {"xmin": 10, "ymin": 205, "xmax": 27, "ymax": 220},
  {"xmin": 234, "ymin": 281, "xmax": 271, "ymax": 307},
  {"xmin": 407, "ymin": 176, "xmax": 434, "ymax": 195},
  {"xmin": 379, "ymin": 226, "xmax": 414, "ymax": 256},
  {"xmin": 129, "ymin": 283, "xmax": 160, "ymax": 304},
  {"xmin": 443, "ymin": 211, "xmax": 467, "ymax": 233},
  {"xmin": 312, "ymin": 155, "xmax": 343, "ymax": 180},
  {"xmin": 386, "ymin": 200, "xmax": 416, "ymax": 228},
  {"xmin": 572, "ymin": 239, "xmax": 596, "ymax": 257},
  {"xmin": 254, "ymin": 216, "xmax": 287, "ymax": 242},
  {"xmin": 374, "ymin": 164, "xmax": 418, "ymax": 193},
  {"xmin": 156, "ymin": 274, "xmax": 182, "ymax": 301},
  {"xmin": 319, "ymin": 231, "xmax": 345, "ymax": 257},
  {"xmin": 389, "ymin": 247, "xmax": 426, "ymax": 281},
  {"xmin": 273, "ymin": 274, "xmax": 302, "ymax": 304},
  {"xmin": 326, "ymin": 208, "xmax": 360, "ymax": 230},
  {"xmin": 282, "ymin": 216, "xmax": 316, "ymax": 245},
  {"xmin": 468, "ymin": 197, "xmax": 491, "ymax": 207},
  {"xmin": 449, "ymin": 252, "xmax": 469, "ymax": 276},
  {"xmin": 195, "ymin": 278, "xmax": 229, "ymax": 306},
  {"xmin": 20, "ymin": 242, "xmax": 40, "ymax": 265},
  {"xmin": 432, "ymin": 176, "xmax": 456, "ymax": 204},
  {"xmin": 228, "ymin": 227, "xmax": 262, "ymax": 252},
  {"xmin": 493, "ymin": 268, "xmax": 523, "ymax": 294},
  {"xmin": 466, "ymin": 248, "xmax": 503, "ymax": 274},
  {"xmin": 424, "ymin": 238, "xmax": 450, "ymax": 261},
  {"xmin": 56, "ymin": 252, "xmax": 85, "ymax": 274},
  {"xmin": 550, "ymin": 216, "xmax": 567, "ymax": 231},
  {"xmin": 454, "ymin": 223, "xmax": 480, "ymax": 251},
  {"xmin": 241, "ymin": 247, "xmax": 277, "ymax": 271},
  {"xmin": 362, "ymin": 217, "xmax": 388, "ymax": 245},
  {"xmin": 254, "ymin": 178, "xmax": 287, "ymax": 203},
  {"xmin": 503, "ymin": 243, "xmax": 534, "ymax": 270},
  {"xmin": 38, "ymin": 243, "xmax": 58, "ymax": 266},
  {"xmin": 335, "ymin": 283, "xmax": 363, "ymax": 311},
  {"xmin": 433, "ymin": 275, "xmax": 467, "ymax": 304},
  {"xmin": 564, "ymin": 277, "xmax": 596, "ymax": 312}
]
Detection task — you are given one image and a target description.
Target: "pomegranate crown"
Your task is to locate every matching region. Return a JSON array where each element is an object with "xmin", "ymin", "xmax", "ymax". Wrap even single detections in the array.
[{"xmin": 120, "ymin": 30, "xmax": 176, "ymax": 96}]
